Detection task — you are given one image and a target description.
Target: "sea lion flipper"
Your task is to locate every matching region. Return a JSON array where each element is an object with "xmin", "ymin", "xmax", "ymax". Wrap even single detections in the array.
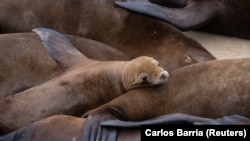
[
  {"xmin": 94, "ymin": 126, "xmax": 117, "ymax": 141},
  {"xmin": 149, "ymin": 0, "xmax": 187, "ymax": 8},
  {"xmin": 33, "ymin": 28, "xmax": 88, "ymax": 70},
  {"xmin": 194, "ymin": 115, "xmax": 250, "ymax": 125},
  {"xmin": 101, "ymin": 113, "xmax": 211, "ymax": 128},
  {"xmin": 82, "ymin": 109, "xmax": 120, "ymax": 141},
  {"xmin": 106, "ymin": 127, "xmax": 117, "ymax": 141},
  {"xmin": 82, "ymin": 113, "xmax": 210, "ymax": 141},
  {"xmin": 115, "ymin": 1, "xmax": 216, "ymax": 31},
  {"xmin": 101, "ymin": 114, "xmax": 250, "ymax": 128},
  {"xmin": 0, "ymin": 131, "xmax": 16, "ymax": 141}
]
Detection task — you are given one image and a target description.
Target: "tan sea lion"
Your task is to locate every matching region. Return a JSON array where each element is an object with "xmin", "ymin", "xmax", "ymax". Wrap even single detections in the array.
[
  {"xmin": 0, "ymin": 32, "xmax": 130, "ymax": 98},
  {"xmin": 0, "ymin": 114, "xmax": 249, "ymax": 141},
  {"xmin": 0, "ymin": 0, "xmax": 215, "ymax": 70},
  {"xmin": 0, "ymin": 28, "xmax": 168, "ymax": 134},
  {"xmin": 115, "ymin": 0, "xmax": 250, "ymax": 39},
  {"xmin": 82, "ymin": 57, "xmax": 250, "ymax": 141}
]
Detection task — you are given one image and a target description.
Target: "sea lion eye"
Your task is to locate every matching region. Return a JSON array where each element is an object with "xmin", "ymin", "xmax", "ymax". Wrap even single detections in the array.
[{"xmin": 142, "ymin": 76, "xmax": 148, "ymax": 84}]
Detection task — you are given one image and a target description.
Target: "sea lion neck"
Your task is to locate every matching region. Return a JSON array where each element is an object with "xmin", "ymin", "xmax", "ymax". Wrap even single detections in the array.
[
  {"xmin": 63, "ymin": 60, "xmax": 130, "ymax": 96},
  {"xmin": 121, "ymin": 61, "xmax": 138, "ymax": 91}
]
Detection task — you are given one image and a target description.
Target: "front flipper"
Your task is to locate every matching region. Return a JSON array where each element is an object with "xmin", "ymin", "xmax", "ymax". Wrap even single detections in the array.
[
  {"xmin": 194, "ymin": 115, "xmax": 250, "ymax": 125},
  {"xmin": 102, "ymin": 114, "xmax": 250, "ymax": 128},
  {"xmin": 82, "ymin": 108, "xmax": 122, "ymax": 141},
  {"xmin": 97, "ymin": 114, "xmax": 250, "ymax": 141},
  {"xmin": 33, "ymin": 28, "xmax": 88, "ymax": 70},
  {"xmin": 82, "ymin": 112, "xmax": 211, "ymax": 141},
  {"xmin": 0, "ymin": 132, "xmax": 16, "ymax": 141},
  {"xmin": 115, "ymin": 1, "xmax": 217, "ymax": 31},
  {"xmin": 101, "ymin": 113, "xmax": 211, "ymax": 128}
]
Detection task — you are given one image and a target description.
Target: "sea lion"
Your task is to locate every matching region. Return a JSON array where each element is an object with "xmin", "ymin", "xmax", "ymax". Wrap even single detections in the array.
[
  {"xmin": 82, "ymin": 57, "xmax": 250, "ymax": 141},
  {"xmin": 0, "ymin": 28, "xmax": 168, "ymax": 134},
  {"xmin": 115, "ymin": 0, "xmax": 250, "ymax": 39},
  {"xmin": 0, "ymin": 31, "xmax": 130, "ymax": 98},
  {"xmin": 0, "ymin": 0, "xmax": 215, "ymax": 70},
  {"xmin": 0, "ymin": 114, "xmax": 249, "ymax": 141}
]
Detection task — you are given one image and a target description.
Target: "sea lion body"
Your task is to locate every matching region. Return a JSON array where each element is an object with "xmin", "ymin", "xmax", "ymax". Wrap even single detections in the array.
[
  {"xmin": 0, "ymin": 32, "xmax": 129, "ymax": 98},
  {"xmin": 0, "ymin": 114, "xmax": 249, "ymax": 141},
  {"xmin": 0, "ymin": 0, "xmax": 215, "ymax": 70},
  {"xmin": 82, "ymin": 58, "xmax": 250, "ymax": 140},
  {"xmin": 0, "ymin": 28, "xmax": 168, "ymax": 134},
  {"xmin": 116, "ymin": 0, "xmax": 250, "ymax": 39}
]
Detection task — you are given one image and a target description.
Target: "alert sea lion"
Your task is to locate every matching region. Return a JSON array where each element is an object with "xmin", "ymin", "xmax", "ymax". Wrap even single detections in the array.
[
  {"xmin": 0, "ymin": 114, "xmax": 249, "ymax": 141},
  {"xmin": 0, "ymin": 32, "xmax": 130, "ymax": 98},
  {"xmin": 82, "ymin": 57, "xmax": 250, "ymax": 141},
  {"xmin": 0, "ymin": 28, "xmax": 169, "ymax": 134},
  {"xmin": 115, "ymin": 0, "xmax": 250, "ymax": 39},
  {"xmin": 0, "ymin": 0, "xmax": 215, "ymax": 70}
]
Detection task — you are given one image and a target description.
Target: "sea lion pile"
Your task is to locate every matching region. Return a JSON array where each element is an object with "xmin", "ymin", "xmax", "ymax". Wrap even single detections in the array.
[{"xmin": 0, "ymin": 0, "xmax": 249, "ymax": 141}]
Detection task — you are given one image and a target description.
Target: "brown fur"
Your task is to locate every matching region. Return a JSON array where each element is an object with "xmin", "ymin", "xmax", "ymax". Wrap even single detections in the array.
[
  {"xmin": 82, "ymin": 58, "xmax": 250, "ymax": 140},
  {"xmin": 0, "ymin": 33, "xmax": 130, "ymax": 98},
  {"xmin": 118, "ymin": 0, "xmax": 250, "ymax": 39},
  {"xmin": 0, "ymin": 28, "xmax": 168, "ymax": 134},
  {"xmin": 0, "ymin": 114, "xmax": 249, "ymax": 141},
  {"xmin": 0, "ymin": 0, "xmax": 215, "ymax": 70}
]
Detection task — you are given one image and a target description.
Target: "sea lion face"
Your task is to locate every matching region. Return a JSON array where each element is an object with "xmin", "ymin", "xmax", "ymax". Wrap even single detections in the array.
[{"xmin": 125, "ymin": 56, "xmax": 169, "ymax": 89}]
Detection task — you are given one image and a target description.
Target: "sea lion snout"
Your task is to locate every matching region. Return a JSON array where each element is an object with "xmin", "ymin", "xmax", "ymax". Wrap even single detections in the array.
[
  {"xmin": 159, "ymin": 71, "xmax": 169, "ymax": 80},
  {"xmin": 154, "ymin": 70, "xmax": 169, "ymax": 84},
  {"xmin": 139, "ymin": 70, "xmax": 169, "ymax": 85}
]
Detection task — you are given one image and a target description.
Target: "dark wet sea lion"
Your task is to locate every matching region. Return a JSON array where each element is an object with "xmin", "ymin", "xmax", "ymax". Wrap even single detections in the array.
[
  {"xmin": 116, "ymin": 0, "xmax": 250, "ymax": 39},
  {"xmin": 0, "ymin": 0, "xmax": 215, "ymax": 70},
  {"xmin": 0, "ymin": 28, "xmax": 168, "ymax": 134},
  {"xmin": 82, "ymin": 57, "xmax": 250, "ymax": 141}
]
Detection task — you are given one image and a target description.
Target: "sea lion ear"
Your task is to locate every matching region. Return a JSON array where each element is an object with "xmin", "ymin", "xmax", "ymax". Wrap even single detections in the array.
[{"xmin": 32, "ymin": 28, "xmax": 88, "ymax": 70}]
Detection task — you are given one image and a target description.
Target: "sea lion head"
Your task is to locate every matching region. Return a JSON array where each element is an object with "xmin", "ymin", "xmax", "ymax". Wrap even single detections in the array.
[{"xmin": 123, "ymin": 56, "xmax": 169, "ymax": 90}]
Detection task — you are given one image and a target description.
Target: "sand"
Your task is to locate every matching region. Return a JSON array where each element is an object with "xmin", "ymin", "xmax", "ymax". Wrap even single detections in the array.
[{"xmin": 185, "ymin": 31, "xmax": 250, "ymax": 60}]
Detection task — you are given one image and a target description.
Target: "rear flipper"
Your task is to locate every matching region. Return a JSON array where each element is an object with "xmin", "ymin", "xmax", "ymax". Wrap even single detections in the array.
[
  {"xmin": 115, "ymin": 1, "xmax": 217, "ymax": 31},
  {"xmin": 33, "ymin": 28, "xmax": 88, "ymax": 70},
  {"xmin": 149, "ymin": 0, "xmax": 188, "ymax": 8}
]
